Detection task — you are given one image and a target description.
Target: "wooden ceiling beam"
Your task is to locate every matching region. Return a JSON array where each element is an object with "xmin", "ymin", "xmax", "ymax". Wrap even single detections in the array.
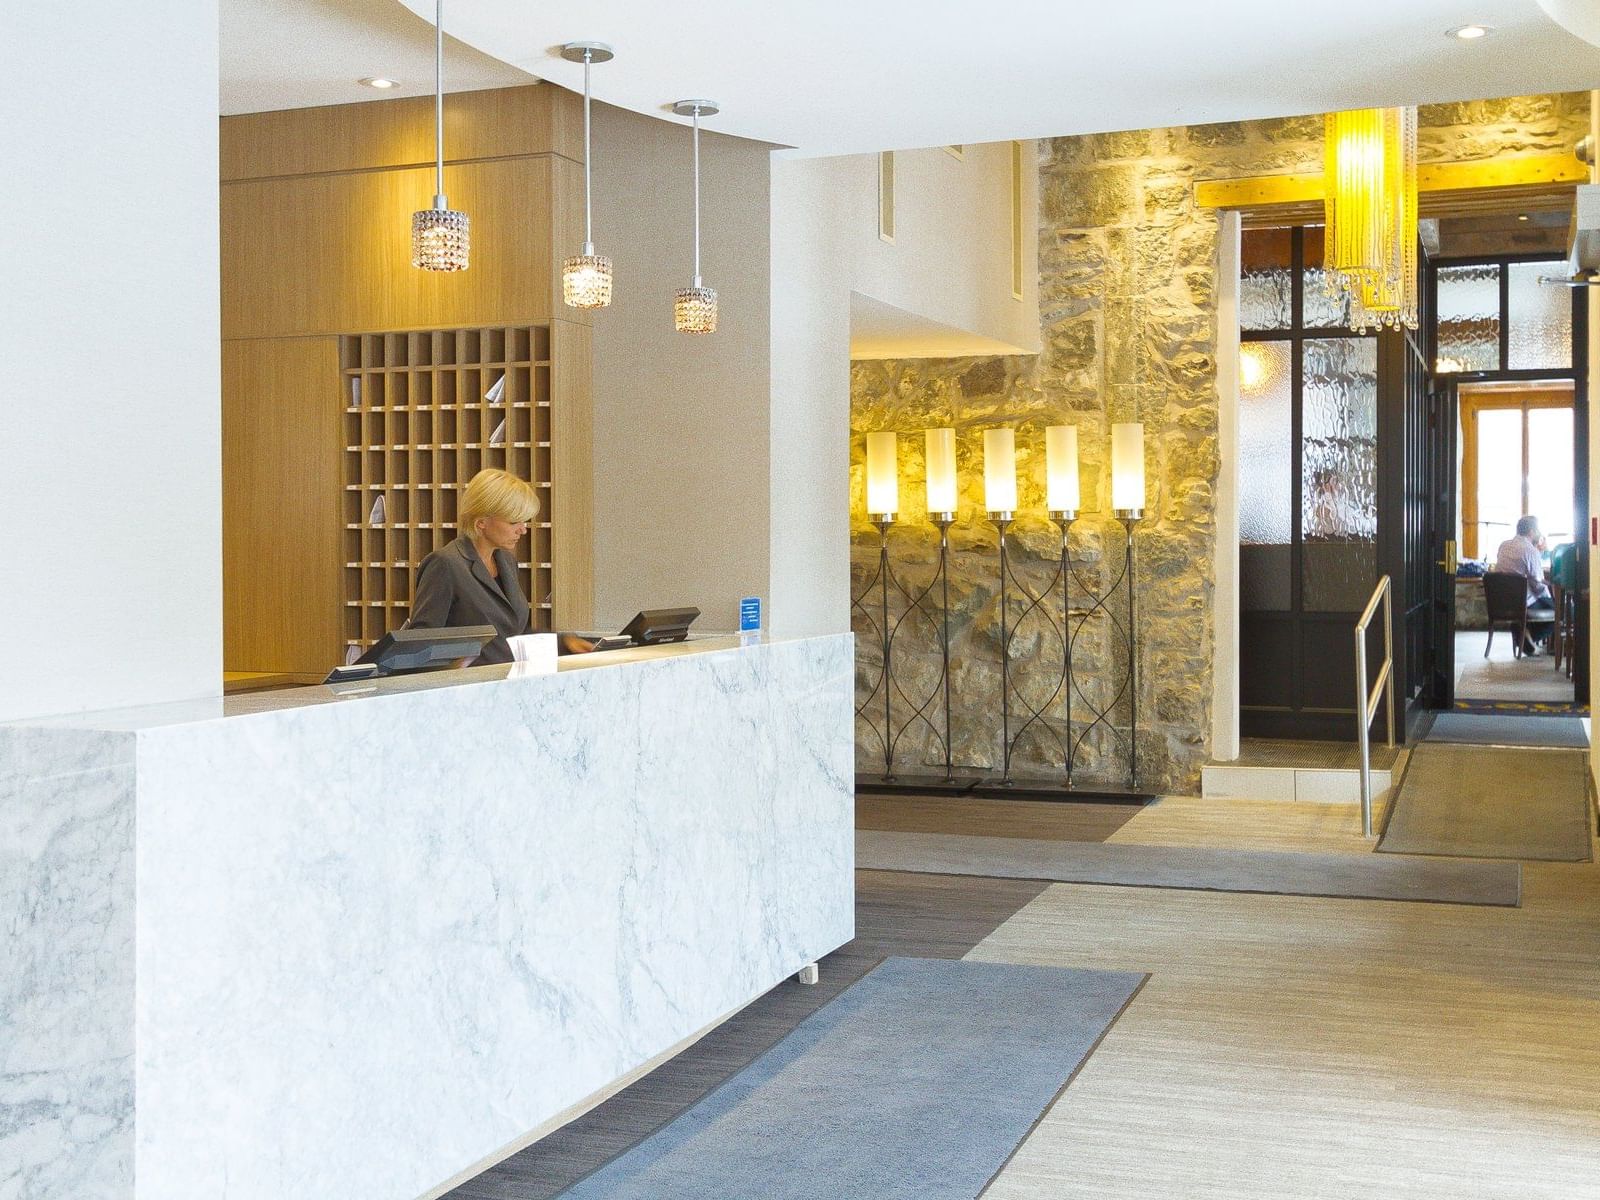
[{"xmin": 1195, "ymin": 153, "xmax": 1587, "ymax": 226}]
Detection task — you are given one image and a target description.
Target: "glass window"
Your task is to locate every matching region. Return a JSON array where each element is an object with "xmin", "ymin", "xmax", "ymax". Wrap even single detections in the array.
[
  {"xmin": 1527, "ymin": 406, "xmax": 1575, "ymax": 547},
  {"xmin": 1436, "ymin": 264, "xmax": 1500, "ymax": 373},
  {"xmin": 1507, "ymin": 261, "xmax": 1572, "ymax": 371},
  {"xmin": 1239, "ymin": 339, "xmax": 1292, "ymax": 612},
  {"xmin": 1239, "ymin": 341, "xmax": 1292, "ymax": 545},
  {"xmin": 1301, "ymin": 337, "xmax": 1377, "ymax": 610},
  {"xmin": 1240, "ymin": 228, "xmax": 1292, "ymax": 331},
  {"xmin": 1475, "ymin": 407, "xmax": 1523, "ymax": 556},
  {"xmin": 1300, "ymin": 226, "xmax": 1352, "ymax": 330}
]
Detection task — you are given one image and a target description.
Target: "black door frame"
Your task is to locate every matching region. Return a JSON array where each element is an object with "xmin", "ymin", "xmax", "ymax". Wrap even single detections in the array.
[{"xmin": 1418, "ymin": 251, "xmax": 1590, "ymax": 709}]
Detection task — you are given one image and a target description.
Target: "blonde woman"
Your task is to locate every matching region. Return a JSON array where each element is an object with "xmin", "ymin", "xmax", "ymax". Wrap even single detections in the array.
[{"xmin": 406, "ymin": 468, "xmax": 540, "ymax": 664}]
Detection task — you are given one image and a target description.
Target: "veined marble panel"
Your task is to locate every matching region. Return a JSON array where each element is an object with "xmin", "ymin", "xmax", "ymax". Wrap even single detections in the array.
[
  {"xmin": 6, "ymin": 633, "xmax": 854, "ymax": 1200},
  {"xmin": 0, "ymin": 759, "xmax": 135, "ymax": 1200}
]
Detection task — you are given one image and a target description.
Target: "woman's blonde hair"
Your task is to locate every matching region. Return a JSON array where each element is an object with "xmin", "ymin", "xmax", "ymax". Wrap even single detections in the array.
[{"xmin": 459, "ymin": 468, "xmax": 540, "ymax": 536}]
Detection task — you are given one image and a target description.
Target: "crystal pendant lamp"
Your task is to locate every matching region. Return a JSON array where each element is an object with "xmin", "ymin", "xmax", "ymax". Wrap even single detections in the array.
[
  {"xmin": 1323, "ymin": 106, "xmax": 1418, "ymax": 331},
  {"xmin": 673, "ymin": 100, "xmax": 719, "ymax": 334},
  {"xmin": 560, "ymin": 42, "xmax": 614, "ymax": 308},
  {"xmin": 412, "ymin": 0, "xmax": 469, "ymax": 271}
]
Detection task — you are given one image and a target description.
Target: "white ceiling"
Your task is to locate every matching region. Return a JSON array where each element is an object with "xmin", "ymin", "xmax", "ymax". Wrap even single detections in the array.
[
  {"xmin": 226, "ymin": 1, "xmax": 1600, "ymax": 155},
  {"xmin": 388, "ymin": 0, "xmax": 1600, "ymax": 157},
  {"xmin": 221, "ymin": 0, "xmax": 532, "ymax": 115}
]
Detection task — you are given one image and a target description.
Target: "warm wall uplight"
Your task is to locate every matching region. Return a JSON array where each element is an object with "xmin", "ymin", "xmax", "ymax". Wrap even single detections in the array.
[
  {"xmin": 1447, "ymin": 24, "xmax": 1491, "ymax": 38},
  {"xmin": 1111, "ymin": 423, "xmax": 1145, "ymax": 519},
  {"xmin": 984, "ymin": 429, "xmax": 1018, "ymax": 516},
  {"xmin": 1045, "ymin": 425, "xmax": 1080, "ymax": 517},
  {"xmin": 925, "ymin": 428, "xmax": 958, "ymax": 517},
  {"xmin": 866, "ymin": 432, "xmax": 899, "ymax": 518}
]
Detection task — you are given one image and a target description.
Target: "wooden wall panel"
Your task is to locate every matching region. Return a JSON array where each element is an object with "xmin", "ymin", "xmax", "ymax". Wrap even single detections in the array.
[
  {"xmin": 221, "ymin": 84, "xmax": 594, "ymax": 673},
  {"xmin": 551, "ymin": 319, "xmax": 594, "ymax": 628},
  {"xmin": 223, "ymin": 337, "xmax": 342, "ymax": 675},
  {"xmin": 222, "ymin": 157, "xmax": 561, "ymax": 338},
  {"xmin": 220, "ymin": 85, "xmax": 582, "ymax": 182}
]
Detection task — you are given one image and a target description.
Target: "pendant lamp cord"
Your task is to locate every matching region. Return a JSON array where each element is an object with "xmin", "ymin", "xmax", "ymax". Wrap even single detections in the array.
[
  {"xmin": 433, "ymin": 0, "xmax": 445, "ymax": 207},
  {"xmin": 692, "ymin": 107, "xmax": 702, "ymax": 287},
  {"xmin": 582, "ymin": 50, "xmax": 594, "ymax": 251}
]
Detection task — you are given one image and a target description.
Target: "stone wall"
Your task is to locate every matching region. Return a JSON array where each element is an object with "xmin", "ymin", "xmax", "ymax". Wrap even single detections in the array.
[{"xmin": 851, "ymin": 93, "xmax": 1588, "ymax": 795}]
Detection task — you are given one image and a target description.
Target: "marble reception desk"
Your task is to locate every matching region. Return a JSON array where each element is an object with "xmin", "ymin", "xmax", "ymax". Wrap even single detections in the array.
[{"xmin": 2, "ymin": 633, "xmax": 855, "ymax": 1200}]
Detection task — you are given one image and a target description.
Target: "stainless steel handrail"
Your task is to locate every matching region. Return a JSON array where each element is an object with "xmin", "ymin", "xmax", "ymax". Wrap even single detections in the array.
[{"xmin": 1354, "ymin": 574, "xmax": 1396, "ymax": 838}]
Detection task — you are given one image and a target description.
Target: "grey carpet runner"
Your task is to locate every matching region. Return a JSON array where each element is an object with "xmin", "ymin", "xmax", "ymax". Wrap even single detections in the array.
[
  {"xmin": 857, "ymin": 829, "xmax": 1521, "ymax": 906},
  {"xmin": 1426, "ymin": 712, "xmax": 1588, "ymax": 749},
  {"xmin": 554, "ymin": 957, "xmax": 1144, "ymax": 1199},
  {"xmin": 1379, "ymin": 743, "xmax": 1592, "ymax": 862}
]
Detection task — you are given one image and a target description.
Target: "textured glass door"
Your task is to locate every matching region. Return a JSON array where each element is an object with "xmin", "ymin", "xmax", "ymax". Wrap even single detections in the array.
[{"xmin": 1239, "ymin": 226, "xmax": 1383, "ymax": 738}]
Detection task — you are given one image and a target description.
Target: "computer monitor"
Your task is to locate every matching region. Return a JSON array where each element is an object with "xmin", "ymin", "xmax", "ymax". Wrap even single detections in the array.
[
  {"xmin": 620, "ymin": 607, "xmax": 700, "ymax": 646},
  {"xmin": 354, "ymin": 625, "xmax": 496, "ymax": 675}
]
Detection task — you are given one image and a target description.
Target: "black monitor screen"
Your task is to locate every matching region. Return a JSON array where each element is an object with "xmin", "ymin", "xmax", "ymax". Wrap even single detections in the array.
[
  {"xmin": 356, "ymin": 625, "xmax": 496, "ymax": 674},
  {"xmin": 620, "ymin": 607, "xmax": 700, "ymax": 646}
]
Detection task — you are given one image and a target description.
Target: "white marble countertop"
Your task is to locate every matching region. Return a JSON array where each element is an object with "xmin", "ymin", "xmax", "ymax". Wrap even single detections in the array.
[{"xmin": 6, "ymin": 632, "xmax": 811, "ymax": 733}]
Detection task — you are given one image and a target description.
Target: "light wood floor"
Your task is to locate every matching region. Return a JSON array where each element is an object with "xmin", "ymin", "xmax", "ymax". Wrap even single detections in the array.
[
  {"xmin": 1106, "ymin": 791, "xmax": 1395, "ymax": 854},
  {"xmin": 972, "ymin": 794, "xmax": 1600, "ymax": 1199}
]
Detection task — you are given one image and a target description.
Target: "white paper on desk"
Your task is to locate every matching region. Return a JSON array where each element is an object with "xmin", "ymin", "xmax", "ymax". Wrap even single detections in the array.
[
  {"xmin": 508, "ymin": 632, "xmax": 558, "ymax": 674},
  {"xmin": 368, "ymin": 493, "xmax": 386, "ymax": 524},
  {"xmin": 485, "ymin": 374, "xmax": 506, "ymax": 405}
]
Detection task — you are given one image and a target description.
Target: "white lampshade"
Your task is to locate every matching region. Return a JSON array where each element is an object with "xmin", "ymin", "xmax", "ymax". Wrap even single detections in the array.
[
  {"xmin": 983, "ymin": 428, "xmax": 1017, "ymax": 514},
  {"xmin": 1045, "ymin": 425, "xmax": 1079, "ymax": 514},
  {"xmin": 925, "ymin": 428, "xmax": 958, "ymax": 515},
  {"xmin": 865, "ymin": 431, "xmax": 899, "ymax": 517},
  {"xmin": 1111, "ymin": 422, "xmax": 1145, "ymax": 516}
]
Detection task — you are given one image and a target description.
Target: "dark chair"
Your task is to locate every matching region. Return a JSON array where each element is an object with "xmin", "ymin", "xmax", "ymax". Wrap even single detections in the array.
[
  {"xmin": 1482, "ymin": 571, "xmax": 1555, "ymax": 659},
  {"xmin": 1552, "ymin": 581, "xmax": 1579, "ymax": 677}
]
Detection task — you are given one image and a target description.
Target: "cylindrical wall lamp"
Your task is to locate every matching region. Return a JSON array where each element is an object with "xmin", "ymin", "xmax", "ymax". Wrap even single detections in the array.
[
  {"xmin": 1111, "ymin": 422, "xmax": 1145, "ymax": 520},
  {"xmin": 866, "ymin": 432, "xmax": 899, "ymax": 520},
  {"xmin": 1046, "ymin": 425, "xmax": 1080, "ymax": 520},
  {"xmin": 925, "ymin": 427, "xmax": 958, "ymax": 520},
  {"xmin": 984, "ymin": 428, "xmax": 1017, "ymax": 518}
]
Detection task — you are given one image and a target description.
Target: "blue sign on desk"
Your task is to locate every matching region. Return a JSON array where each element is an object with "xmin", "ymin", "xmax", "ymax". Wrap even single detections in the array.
[{"xmin": 739, "ymin": 596, "xmax": 762, "ymax": 632}]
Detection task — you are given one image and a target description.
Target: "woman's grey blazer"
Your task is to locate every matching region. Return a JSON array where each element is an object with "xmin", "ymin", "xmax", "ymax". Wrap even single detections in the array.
[{"xmin": 405, "ymin": 535, "xmax": 532, "ymax": 664}]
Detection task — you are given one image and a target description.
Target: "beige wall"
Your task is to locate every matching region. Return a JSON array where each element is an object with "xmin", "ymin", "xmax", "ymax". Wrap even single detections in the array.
[
  {"xmin": 0, "ymin": 0, "xmax": 221, "ymax": 722},
  {"xmin": 588, "ymin": 103, "xmax": 773, "ymax": 632}
]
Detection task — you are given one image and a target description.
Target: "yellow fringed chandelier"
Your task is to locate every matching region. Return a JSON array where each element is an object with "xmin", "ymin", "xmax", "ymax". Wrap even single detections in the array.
[{"xmin": 1322, "ymin": 106, "xmax": 1418, "ymax": 332}]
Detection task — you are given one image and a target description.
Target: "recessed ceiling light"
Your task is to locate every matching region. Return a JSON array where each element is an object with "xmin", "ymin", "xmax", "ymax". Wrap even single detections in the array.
[
  {"xmin": 1447, "ymin": 24, "xmax": 1492, "ymax": 39},
  {"xmin": 359, "ymin": 77, "xmax": 400, "ymax": 89}
]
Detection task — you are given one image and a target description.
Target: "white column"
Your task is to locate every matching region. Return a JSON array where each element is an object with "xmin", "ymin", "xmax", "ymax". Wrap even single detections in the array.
[{"xmin": 1211, "ymin": 210, "xmax": 1243, "ymax": 761}]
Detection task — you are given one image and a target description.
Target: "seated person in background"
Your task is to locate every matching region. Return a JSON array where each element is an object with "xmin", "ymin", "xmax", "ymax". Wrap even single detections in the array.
[
  {"xmin": 405, "ymin": 468, "xmax": 540, "ymax": 665},
  {"xmin": 1495, "ymin": 514, "xmax": 1555, "ymax": 654}
]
